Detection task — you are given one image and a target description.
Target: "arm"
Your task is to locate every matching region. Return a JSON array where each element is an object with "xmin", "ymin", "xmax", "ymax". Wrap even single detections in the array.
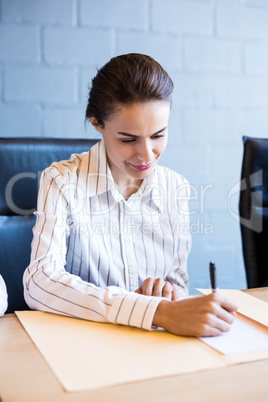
[{"xmin": 23, "ymin": 168, "xmax": 162, "ymax": 331}]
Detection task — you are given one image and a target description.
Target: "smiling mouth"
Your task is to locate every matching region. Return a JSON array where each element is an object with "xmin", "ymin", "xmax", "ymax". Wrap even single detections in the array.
[{"xmin": 129, "ymin": 161, "xmax": 153, "ymax": 171}]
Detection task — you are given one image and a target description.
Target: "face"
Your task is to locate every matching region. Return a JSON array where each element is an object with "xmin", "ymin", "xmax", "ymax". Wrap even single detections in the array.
[{"xmin": 90, "ymin": 101, "xmax": 170, "ymax": 188}]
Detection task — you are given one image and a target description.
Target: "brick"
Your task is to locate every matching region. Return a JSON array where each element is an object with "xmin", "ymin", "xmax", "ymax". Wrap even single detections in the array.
[
  {"xmin": 210, "ymin": 144, "xmax": 242, "ymax": 182},
  {"xmin": 184, "ymin": 38, "xmax": 241, "ymax": 73},
  {"xmin": 204, "ymin": 180, "xmax": 237, "ymax": 212},
  {"xmin": 152, "ymin": 0, "xmax": 213, "ymax": 35},
  {"xmin": 42, "ymin": 107, "xmax": 102, "ymax": 140},
  {"xmin": 80, "ymin": 67, "xmax": 100, "ymax": 106},
  {"xmin": 213, "ymin": 75, "xmax": 268, "ymax": 107},
  {"xmin": 187, "ymin": 246, "xmax": 214, "ymax": 289},
  {"xmin": 245, "ymin": 43, "xmax": 268, "ymax": 74},
  {"xmin": 160, "ymin": 143, "xmax": 209, "ymax": 181},
  {"xmin": 44, "ymin": 27, "xmax": 112, "ymax": 66},
  {"xmin": 166, "ymin": 108, "xmax": 183, "ymax": 145},
  {"xmin": 4, "ymin": 67, "xmax": 76, "ymax": 103},
  {"xmin": 116, "ymin": 32, "xmax": 182, "ymax": 70},
  {"xmin": 209, "ymin": 212, "xmax": 241, "ymax": 246},
  {"xmin": 217, "ymin": 4, "xmax": 268, "ymax": 39},
  {"xmin": 240, "ymin": 110, "xmax": 268, "ymax": 138},
  {"xmin": 2, "ymin": 0, "xmax": 73, "ymax": 25},
  {"xmin": 42, "ymin": 107, "xmax": 87, "ymax": 138},
  {"xmin": 0, "ymin": 25, "xmax": 38, "ymax": 63},
  {"xmin": 0, "ymin": 104, "xmax": 41, "ymax": 137},
  {"xmin": 171, "ymin": 73, "xmax": 213, "ymax": 108},
  {"xmin": 188, "ymin": 245, "xmax": 246, "ymax": 293},
  {"xmin": 189, "ymin": 212, "xmax": 214, "ymax": 247},
  {"xmin": 199, "ymin": 144, "xmax": 243, "ymax": 212},
  {"xmin": 80, "ymin": 0, "xmax": 148, "ymax": 30},
  {"xmin": 184, "ymin": 110, "xmax": 241, "ymax": 144},
  {"xmin": 245, "ymin": 0, "xmax": 268, "ymax": 7}
]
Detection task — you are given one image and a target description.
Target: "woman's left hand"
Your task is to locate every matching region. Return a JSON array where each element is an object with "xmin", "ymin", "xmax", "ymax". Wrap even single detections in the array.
[{"xmin": 135, "ymin": 277, "xmax": 180, "ymax": 301}]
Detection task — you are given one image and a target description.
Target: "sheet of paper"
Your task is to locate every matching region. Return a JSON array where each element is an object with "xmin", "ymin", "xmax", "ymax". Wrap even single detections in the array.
[
  {"xmin": 200, "ymin": 313, "xmax": 268, "ymax": 355},
  {"xmin": 15, "ymin": 311, "xmax": 225, "ymax": 392},
  {"xmin": 197, "ymin": 289, "xmax": 268, "ymax": 327}
]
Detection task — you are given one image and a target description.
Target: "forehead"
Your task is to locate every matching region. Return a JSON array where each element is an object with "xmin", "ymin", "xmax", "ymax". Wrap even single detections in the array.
[{"xmin": 107, "ymin": 102, "xmax": 170, "ymax": 132}]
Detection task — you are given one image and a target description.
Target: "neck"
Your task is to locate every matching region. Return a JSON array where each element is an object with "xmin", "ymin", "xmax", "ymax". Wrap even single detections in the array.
[
  {"xmin": 107, "ymin": 156, "xmax": 143, "ymax": 199},
  {"xmin": 115, "ymin": 179, "xmax": 143, "ymax": 200}
]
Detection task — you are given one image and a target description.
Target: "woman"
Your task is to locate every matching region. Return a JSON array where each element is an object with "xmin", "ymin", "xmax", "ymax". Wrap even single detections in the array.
[{"xmin": 23, "ymin": 53, "xmax": 237, "ymax": 337}]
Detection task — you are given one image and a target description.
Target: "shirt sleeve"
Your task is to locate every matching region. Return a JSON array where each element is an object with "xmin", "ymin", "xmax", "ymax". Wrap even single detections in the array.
[
  {"xmin": 164, "ymin": 176, "xmax": 192, "ymax": 297},
  {"xmin": 23, "ymin": 169, "xmax": 162, "ymax": 330},
  {"xmin": 0, "ymin": 275, "xmax": 8, "ymax": 316}
]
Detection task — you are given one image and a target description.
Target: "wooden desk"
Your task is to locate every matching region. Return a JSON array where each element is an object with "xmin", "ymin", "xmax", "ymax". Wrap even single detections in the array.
[{"xmin": 1, "ymin": 288, "xmax": 268, "ymax": 402}]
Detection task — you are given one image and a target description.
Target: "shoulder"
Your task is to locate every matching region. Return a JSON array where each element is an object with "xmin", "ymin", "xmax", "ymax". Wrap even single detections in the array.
[
  {"xmin": 155, "ymin": 165, "xmax": 191, "ymax": 210},
  {"xmin": 43, "ymin": 152, "xmax": 87, "ymax": 183}
]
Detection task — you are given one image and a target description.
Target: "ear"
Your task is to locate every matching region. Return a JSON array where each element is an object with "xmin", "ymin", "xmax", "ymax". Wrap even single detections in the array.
[{"xmin": 89, "ymin": 117, "xmax": 102, "ymax": 133}]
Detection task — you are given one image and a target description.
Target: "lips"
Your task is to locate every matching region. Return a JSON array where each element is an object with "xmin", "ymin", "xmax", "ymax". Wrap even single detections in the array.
[{"xmin": 129, "ymin": 161, "xmax": 153, "ymax": 171}]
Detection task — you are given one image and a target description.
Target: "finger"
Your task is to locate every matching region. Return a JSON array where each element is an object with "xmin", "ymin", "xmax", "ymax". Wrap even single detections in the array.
[
  {"xmin": 231, "ymin": 311, "xmax": 237, "ymax": 317},
  {"xmin": 171, "ymin": 286, "xmax": 180, "ymax": 301},
  {"xmin": 217, "ymin": 306, "xmax": 236, "ymax": 325},
  {"xmin": 206, "ymin": 294, "xmax": 238, "ymax": 318},
  {"xmin": 212, "ymin": 315, "xmax": 233, "ymax": 334},
  {"xmin": 134, "ymin": 288, "xmax": 142, "ymax": 294},
  {"xmin": 162, "ymin": 282, "xmax": 173, "ymax": 300},
  {"xmin": 206, "ymin": 297, "xmax": 236, "ymax": 326},
  {"xmin": 217, "ymin": 294, "xmax": 239, "ymax": 313},
  {"xmin": 140, "ymin": 277, "xmax": 154, "ymax": 296},
  {"xmin": 199, "ymin": 312, "xmax": 232, "ymax": 336},
  {"xmin": 200, "ymin": 324, "xmax": 224, "ymax": 337},
  {"xmin": 152, "ymin": 278, "xmax": 166, "ymax": 297}
]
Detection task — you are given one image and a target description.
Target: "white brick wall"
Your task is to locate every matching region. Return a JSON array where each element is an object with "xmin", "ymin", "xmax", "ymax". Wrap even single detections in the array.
[
  {"xmin": 184, "ymin": 38, "xmax": 241, "ymax": 73},
  {"xmin": 217, "ymin": 3, "xmax": 268, "ymax": 40},
  {"xmin": 44, "ymin": 28, "xmax": 112, "ymax": 65},
  {"xmin": 80, "ymin": 0, "xmax": 149, "ymax": 30},
  {"xmin": 152, "ymin": 0, "xmax": 213, "ymax": 35},
  {"xmin": 2, "ymin": 0, "xmax": 268, "ymax": 292},
  {"xmin": 5, "ymin": 67, "xmax": 76, "ymax": 103},
  {"xmin": 2, "ymin": 0, "xmax": 73, "ymax": 25},
  {"xmin": 0, "ymin": 25, "xmax": 39, "ymax": 63}
]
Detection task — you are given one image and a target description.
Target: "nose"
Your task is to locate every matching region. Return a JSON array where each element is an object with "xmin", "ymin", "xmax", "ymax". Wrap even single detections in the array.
[{"xmin": 136, "ymin": 140, "xmax": 154, "ymax": 163}]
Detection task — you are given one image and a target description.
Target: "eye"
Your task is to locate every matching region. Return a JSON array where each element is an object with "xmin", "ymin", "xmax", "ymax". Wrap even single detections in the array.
[
  {"xmin": 151, "ymin": 134, "xmax": 164, "ymax": 140},
  {"xmin": 120, "ymin": 139, "xmax": 136, "ymax": 143}
]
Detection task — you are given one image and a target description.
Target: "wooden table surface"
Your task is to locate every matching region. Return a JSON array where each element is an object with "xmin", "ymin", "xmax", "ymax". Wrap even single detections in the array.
[{"xmin": 1, "ymin": 288, "xmax": 268, "ymax": 402}]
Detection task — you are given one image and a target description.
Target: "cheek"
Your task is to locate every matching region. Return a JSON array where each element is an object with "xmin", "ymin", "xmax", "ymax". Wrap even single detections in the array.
[
  {"xmin": 155, "ymin": 140, "xmax": 167, "ymax": 154},
  {"xmin": 112, "ymin": 145, "xmax": 133, "ymax": 162}
]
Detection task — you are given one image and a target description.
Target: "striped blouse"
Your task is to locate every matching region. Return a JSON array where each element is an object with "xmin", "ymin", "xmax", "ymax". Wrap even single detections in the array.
[{"xmin": 23, "ymin": 140, "xmax": 191, "ymax": 330}]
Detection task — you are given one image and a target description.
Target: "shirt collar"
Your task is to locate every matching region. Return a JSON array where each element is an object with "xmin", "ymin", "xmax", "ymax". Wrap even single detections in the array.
[
  {"xmin": 77, "ymin": 140, "xmax": 163, "ymax": 211},
  {"xmin": 77, "ymin": 140, "xmax": 114, "ymax": 198}
]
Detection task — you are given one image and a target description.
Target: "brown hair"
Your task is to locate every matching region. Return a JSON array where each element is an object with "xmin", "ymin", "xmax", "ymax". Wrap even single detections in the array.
[{"xmin": 85, "ymin": 53, "xmax": 174, "ymax": 128}]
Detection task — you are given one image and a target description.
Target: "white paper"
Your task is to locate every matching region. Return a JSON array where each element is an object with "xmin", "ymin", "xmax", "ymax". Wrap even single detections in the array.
[{"xmin": 200, "ymin": 314, "xmax": 268, "ymax": 355}]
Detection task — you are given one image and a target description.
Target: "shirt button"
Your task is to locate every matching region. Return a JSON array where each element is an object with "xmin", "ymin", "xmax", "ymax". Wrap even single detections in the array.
[{"xmin": 128, "ymin": 268, "xmax": 134, "ymax": 275}]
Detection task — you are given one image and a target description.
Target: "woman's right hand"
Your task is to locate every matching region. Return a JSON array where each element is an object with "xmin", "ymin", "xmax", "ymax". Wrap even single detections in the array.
[{"xmin": 152, "ymin": 293, "xmax": 238, "ymax": 337}]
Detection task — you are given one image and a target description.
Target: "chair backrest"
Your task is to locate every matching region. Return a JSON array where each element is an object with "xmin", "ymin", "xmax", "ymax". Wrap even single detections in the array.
[
  {"xmin": 239, "ymin": 136, "xmax": 268, "ymax": 288},
  {"xmin": 0, "ymin": 138, "xmax": 98, "ymax": 313}
]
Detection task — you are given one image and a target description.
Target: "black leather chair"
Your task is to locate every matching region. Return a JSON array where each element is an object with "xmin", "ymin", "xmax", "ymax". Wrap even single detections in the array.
[
  {"xmin": 0, "ymin": 138, "xmax": 98, "ymax": 313},
  {"xmin": 239, "ymin": 136, "xmax": 268, "ymax": 288}
]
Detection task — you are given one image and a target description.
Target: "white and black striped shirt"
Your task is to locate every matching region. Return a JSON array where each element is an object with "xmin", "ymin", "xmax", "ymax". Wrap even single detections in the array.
[{"xmin": 23, "ymin": 140, "xmax": 191, "ymax": 330}]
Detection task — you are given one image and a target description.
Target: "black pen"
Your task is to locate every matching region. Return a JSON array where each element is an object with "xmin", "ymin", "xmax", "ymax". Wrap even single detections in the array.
[{"xmin": 209, "ymin": 261, "xmax": 218, "ymax": 294}]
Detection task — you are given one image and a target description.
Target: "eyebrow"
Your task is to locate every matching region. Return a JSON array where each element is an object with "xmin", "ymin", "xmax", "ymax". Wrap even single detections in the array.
[{"xmin": 117, "ymin": 127, "xmax": 167, "ymax": 138}]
